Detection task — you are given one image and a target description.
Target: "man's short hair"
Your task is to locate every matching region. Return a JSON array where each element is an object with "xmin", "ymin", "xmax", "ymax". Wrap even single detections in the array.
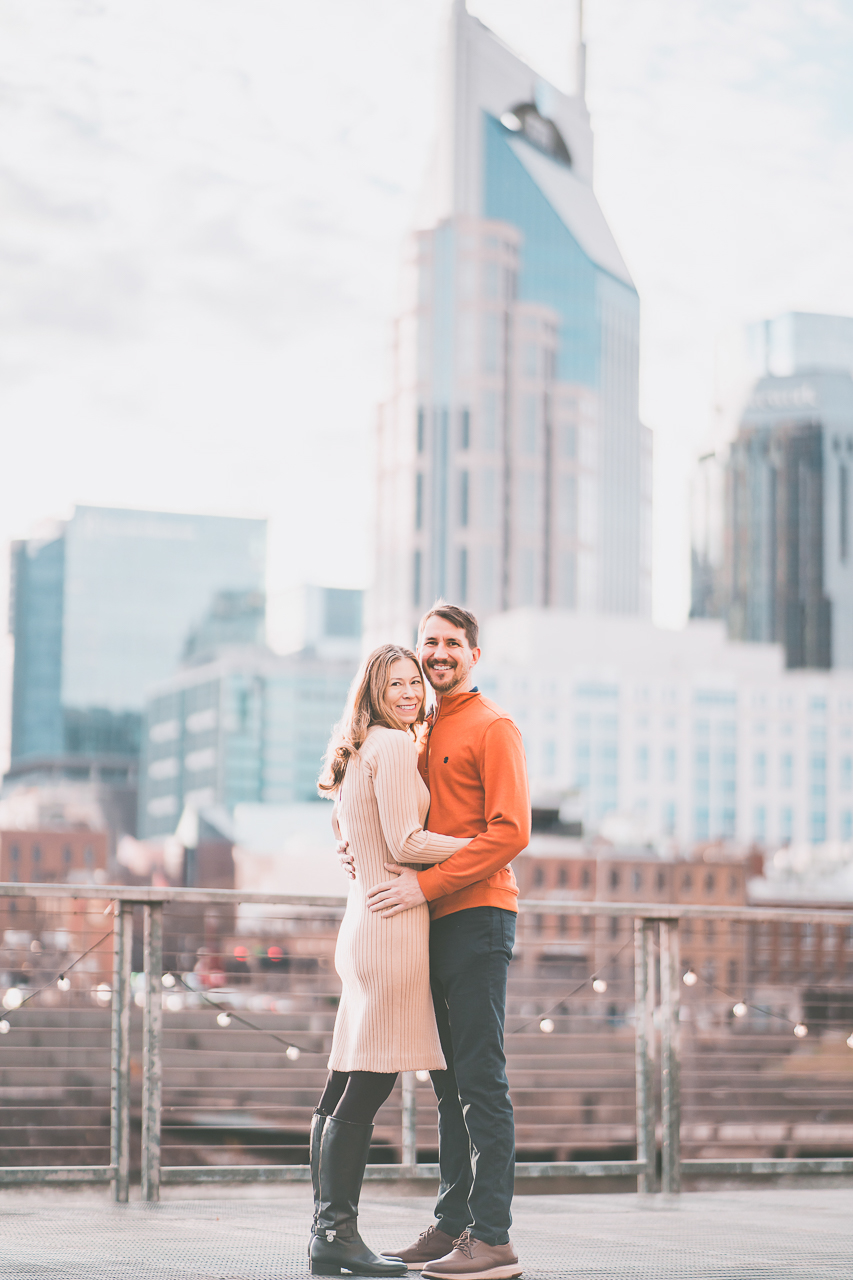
[{"xmin": 418, "ymin": 600, "xmax": 479, "ymax": 650}]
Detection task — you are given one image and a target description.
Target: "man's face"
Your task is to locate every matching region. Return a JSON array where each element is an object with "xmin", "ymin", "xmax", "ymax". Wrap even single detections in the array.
[{"xmin": 418, "ymin": 615, "xmax": 481, "ymax": 696}]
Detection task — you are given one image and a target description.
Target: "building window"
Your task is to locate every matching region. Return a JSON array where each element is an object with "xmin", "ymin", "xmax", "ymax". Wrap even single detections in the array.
[
  {"xmin": 663, "ymin": 802, "xmax": 676, "ymax": 835},
  {"xmin": 780, "ymin": 806, "xmax": 793, "ymax": 841},
  {"xmin": 609, "ymin": 868, "xmax": 620, "ymax": 889},
  {"xmin": 558, "ymin": 866, "xmax": 569, "ymax": 887},
  {"xmin": 663, "ymin": 747, "xmax": 677, "ymax": 783},
  {"xmin": 753, "ymin": 752, "xmax": 767, "ymax": 787},
  {"xmin": 754, "ymin": 806, "xmax": 766, "ymax": 840},
  {"xmin": 85, "ymin": 846, "xmax": 94, "ymax": 868},
  {"xmin": 542, "ymin": 740, "xmax": 556, "ymax": 776},
  {"xmin": 695, "ymin": 808, "xmax": 709, "ymax": 840},
  {"xmin": 682, "ymin": 872, "xmax": 693, "ymax": 891},
  {"xmin": 728, "ymin": 959, "xmax": 738, "ymax": 987},
  {"xmin": 657, "ymin": 870, "xmax": 666, "ymax": 891},
  {"xmin": 415, "ymin": 473, "xmax": 423, "ymax": 530},
  {"xmin": 581, "ymin": 867, "xmax": 592, "ymax": 888},
  {"xmin": 632, "ymin": 870, "xmax": 643, "ymax": 891},
  {"xmin": 416, "ymin": 407, "xmax": 425, "ymax": 453},
  {"xmin": 533, "ymin": 865, "xmax": 545, "ymax": 887},
  {"xmin": 842, "ymin": 810, "xmax": 853, "ymax": 840},
  {"xmin": 811, "ymin": 810, "xmax": 827, "ymax": 843},
  {"xmin": 704, "ymin": 872, "xmax": 715, "ymax": 893},
  {"xmin": 32, "ymin": 845, "xmax": 41, "ymax": 864},
  {"xmin": 63, "ymin": 846, "xmax": 72, "ymax": 865},
  {"xmin": 460, "ymin": 407, "xmax": 470, "ymax": 450},
  {"xmin": 841, "ymin": 464, "xmax": 849, "ymax": 562},
  {"xmin": 413, "ymin": 550, "xmax": 422, "ymax": 606},
  {"xmin": 10, "ymin": 845, "xmax": 19, "ymax": 863},
  {"xmin": 459, "ymin": 471, "xmax": 469, "ymax": 526},
  {"xmin": 458, "ymin": 548, "xmax": 468, "ymax": 602},
  {"xmin": 521, "ymin": 395, "xmax": 537, "ymax": 453},
  {"xmin": 841, "ymin": 757, "xmax": 852, "ymax": 791},
  {"xmin": 582, "ymin": 914, "xmax": 592, "ymax": 934},
  {"xmin": 636, "ymin": 744, "xmax": 649, "ymax": 781},
  {"xmin": 609, "ymin": 916, "xmax": 620, "ymax": 938},
  {"xmin": 780, "ymin": 753, "xmax": 794, "ymax": 788}
]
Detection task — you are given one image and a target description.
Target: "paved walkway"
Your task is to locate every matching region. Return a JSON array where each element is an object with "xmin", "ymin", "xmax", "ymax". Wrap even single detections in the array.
[{"xmin": 0, "ymin": 1185, "xmax": 850, "ymax": 1278}]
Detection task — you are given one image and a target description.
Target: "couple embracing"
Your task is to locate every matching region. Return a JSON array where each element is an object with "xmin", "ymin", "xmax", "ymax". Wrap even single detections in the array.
[{"xmin": 309, "ymin": 603, "xmax": 530, "ymax": 1280}]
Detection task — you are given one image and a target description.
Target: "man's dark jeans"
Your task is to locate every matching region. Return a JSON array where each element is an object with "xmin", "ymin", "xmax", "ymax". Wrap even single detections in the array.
[{"xmin": 428, "ymin": 905, "xmax": 516, "ymax": 1247}]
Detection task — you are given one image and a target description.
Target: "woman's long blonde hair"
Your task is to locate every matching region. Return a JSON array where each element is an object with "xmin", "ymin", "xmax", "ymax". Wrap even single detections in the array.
[{"xmin": 318, "ymin": 644, "xmax": 427, "ymax": 794}]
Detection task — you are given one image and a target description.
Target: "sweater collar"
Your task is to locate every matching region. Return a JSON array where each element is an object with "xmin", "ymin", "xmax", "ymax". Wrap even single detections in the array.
[{"xmin": 430, "ymin": 687, "xmax": 481, "ymax": 724}]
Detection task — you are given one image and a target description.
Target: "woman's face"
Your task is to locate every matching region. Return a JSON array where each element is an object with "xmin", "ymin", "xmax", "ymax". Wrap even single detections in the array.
[{"xmin": 385, "ymin": 658, "xmax": 425, "ymax": 725}]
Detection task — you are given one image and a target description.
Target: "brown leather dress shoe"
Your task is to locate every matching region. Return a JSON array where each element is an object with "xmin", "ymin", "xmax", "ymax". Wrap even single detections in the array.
[
  {"xmin": 420, "ymin": 1229, "xmax": 522, "ymax": 1280},
  {"xmin": 381, "ymin": 1224, "xmax": 457, "ymax": 1268}
]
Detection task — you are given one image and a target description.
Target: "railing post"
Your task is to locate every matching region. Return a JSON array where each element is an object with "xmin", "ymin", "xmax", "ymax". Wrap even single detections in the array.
[
  {"xmin": 141, "ymin": 902, "xmax": 163, "ymax": 1202},
  {"xmin": 401, "ymin": 1071, "xmax": 417, "ymax": 1167},
  {"xmin": 110, "ymin": 901, "xmax": 133, "ymax": 1203},
  {"xmin": 633, "ymin": 918, "xmax": 656, "ymax": 1194},
  {"xmin": 659, "ymin": 918, "xmax": 681, "ymax": 1195}
]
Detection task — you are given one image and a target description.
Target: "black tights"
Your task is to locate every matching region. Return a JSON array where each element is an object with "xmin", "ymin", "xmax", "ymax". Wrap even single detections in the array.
[{"xmin": 317, "ymin": 1070, "xmax": 398, "ymax": 1125}]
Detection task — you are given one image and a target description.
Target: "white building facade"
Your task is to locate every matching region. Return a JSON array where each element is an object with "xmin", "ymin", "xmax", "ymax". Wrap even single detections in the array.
[
  {"xmin": 371, "ymin": 3, "xmax": 651, "ymax": 645},
  {"xmin": 478, "ymin": 610, "xmax": 853, "ymax": 850}
]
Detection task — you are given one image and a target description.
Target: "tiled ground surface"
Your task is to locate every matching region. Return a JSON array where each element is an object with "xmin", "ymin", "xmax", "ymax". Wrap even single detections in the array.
[{"xmin": 0, "ymin": 1185, "xmax": 850, "ymax": 1278}]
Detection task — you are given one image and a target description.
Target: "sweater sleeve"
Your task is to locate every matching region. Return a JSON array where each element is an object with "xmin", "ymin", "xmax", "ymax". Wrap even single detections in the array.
[
  {"xmin": 372, "ymin": 731, "xmax": 469, "ymax": 865},
  {"xmin": 417, "ymin": 717, "xmax": 530, "ymax": 900}
]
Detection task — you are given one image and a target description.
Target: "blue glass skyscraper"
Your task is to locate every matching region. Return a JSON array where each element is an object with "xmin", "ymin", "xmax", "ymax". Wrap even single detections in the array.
[
  {"xmin": 372, "ymin": 1, "xmax": 651, "ymax": 642},
  {"xmin": 9, "ymin": 506, "xmax": 267, "ymax": 765}
]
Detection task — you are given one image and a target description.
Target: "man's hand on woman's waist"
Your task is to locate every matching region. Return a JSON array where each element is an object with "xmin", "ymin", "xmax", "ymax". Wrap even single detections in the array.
[{"xmin": 366, "ymin": 865, "xmax": 427, "ymax": 917}]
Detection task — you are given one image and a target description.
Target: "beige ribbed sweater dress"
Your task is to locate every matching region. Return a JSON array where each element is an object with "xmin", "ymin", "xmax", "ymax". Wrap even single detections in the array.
[{"xmin": 328, "ymin": 725, "xmax": 468, "ymax": 1073}]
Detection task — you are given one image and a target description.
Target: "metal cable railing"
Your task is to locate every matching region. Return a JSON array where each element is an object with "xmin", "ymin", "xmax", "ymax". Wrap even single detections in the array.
[{"xmin": 0, "ymin": 883, "xmax": 852, "ymax": 1199}]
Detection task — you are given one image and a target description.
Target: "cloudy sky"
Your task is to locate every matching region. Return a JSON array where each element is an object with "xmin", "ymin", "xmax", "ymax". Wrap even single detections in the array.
[{"xmin": 2, "ymin": 0, "xmax": 853, "ymax": 657}]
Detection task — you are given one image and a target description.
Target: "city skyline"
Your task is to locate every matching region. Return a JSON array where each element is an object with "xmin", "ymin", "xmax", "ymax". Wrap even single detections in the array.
[{"xmin": 3, "ymin": 1, "xmax": 853, "ymax": 763}]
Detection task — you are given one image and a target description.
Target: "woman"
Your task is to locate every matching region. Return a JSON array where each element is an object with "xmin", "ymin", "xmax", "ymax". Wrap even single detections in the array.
[{"xmin": 309, "ymin": 644, "xmax": 468, "ymax": 1277}]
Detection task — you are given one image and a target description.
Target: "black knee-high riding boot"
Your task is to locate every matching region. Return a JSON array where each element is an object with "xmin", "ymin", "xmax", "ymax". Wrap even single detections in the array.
[
  {"xmin": 309, "ymin": 1111, "xmax": 328, "ymax": 1254},
  {"xmin": 309, "ymin": 1116, "xmax": 406, "ymax": 1277}
]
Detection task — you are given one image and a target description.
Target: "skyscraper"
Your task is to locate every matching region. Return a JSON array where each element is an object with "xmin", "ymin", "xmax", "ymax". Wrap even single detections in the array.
[
  {"xmin": 9, "ymin": 506, "xmax": 267, "ymax": 763},
  {"xmin": 372, "ymin": 1, "xmax": 651, "ymax": 642},
  {"xmin": 725, "ymin": 371, "xmax": 853, "ymax": 669},
  {"xmin": 722, "ymin": 313, "xmax": 853, "ymax": 670}
]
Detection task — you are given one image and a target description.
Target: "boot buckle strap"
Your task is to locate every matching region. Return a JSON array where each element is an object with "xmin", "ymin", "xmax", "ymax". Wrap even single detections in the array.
[{"xmin": 325, "ymin": 1230, "xmax": 336, "ymax": 1242}]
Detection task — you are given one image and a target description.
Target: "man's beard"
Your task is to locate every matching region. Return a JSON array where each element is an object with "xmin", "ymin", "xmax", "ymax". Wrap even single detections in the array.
[{"xmin": 424, "ymin": 659, "xmax": 467, "ymax": 695}]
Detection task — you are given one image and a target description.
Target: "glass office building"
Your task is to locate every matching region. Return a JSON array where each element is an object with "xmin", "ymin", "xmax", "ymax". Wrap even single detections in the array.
[
  {"xmin": 9, "ymin": 506, "xmax": 267, "ymax": 764},
  {"xmin": 372, "ymin": 2, "xmax": 651, "ymax": 643},
  {"xmin": 140, "ymin": 647, "xmax": 356, "ymax": 837}
]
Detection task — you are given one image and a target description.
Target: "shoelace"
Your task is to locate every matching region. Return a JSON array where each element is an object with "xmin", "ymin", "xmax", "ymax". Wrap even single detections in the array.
[{"xmin": 451, "ymin": 1231, "xmax": 475, "ymax": 1259}]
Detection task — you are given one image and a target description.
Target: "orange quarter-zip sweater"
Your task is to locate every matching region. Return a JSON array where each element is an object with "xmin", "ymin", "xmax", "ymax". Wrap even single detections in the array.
[{"xmin": 416, "ymin": 689, "xmax": 530, "ymax": 920}]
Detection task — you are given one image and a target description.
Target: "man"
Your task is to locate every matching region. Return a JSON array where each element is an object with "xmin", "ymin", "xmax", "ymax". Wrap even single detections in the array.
[{"xmin": 342, "ymin": 602, "xmax": 529, "ymax": 1280}]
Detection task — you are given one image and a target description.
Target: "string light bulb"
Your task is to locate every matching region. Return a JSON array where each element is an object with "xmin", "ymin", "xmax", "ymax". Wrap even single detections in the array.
[
  {"xmin": 732, "ymin": 1002, "xmax": 747, "ymax": 1018},
  {"xmin": 285, "ymin": 1045, "xmax": 300, "ymax": 1061},
  {"xmin": 57, "ymin": 976, "xmax": 70, "ymax": 992},
  {"xmin": 682, "ymin": 970, "xmax": 698, "ymax": 987},
  {"xmin": 2, "ymin": 988, "xmax": 23, "ymax": 1011},
  {"xmin": 539, "ymin": 1018, "xmax": 555, "ymax": 1033},
  {"xmin": 0, "ymin": 1020, "xmax": 9, "ymax": 1034},
  {"xmin": 846, "ymin": 1032, "xmax": 853, "ymax": 1049},
  {"xmin": 161, "ymin": 973, "xmax": 176, "ymax": 989},
  {"xmin": 216, "ymin": 1012, "xmax": 231, "ymax": 1027},
  {"xmin": 95, "ymin": 984, "xmax": 112, "ymax": 1005},
  {"xmin": 793, "ymin": 1023, "xmax": 808, "ymax": 1039},
  {"xmin": 415, "ymin": 1070, "xmax": 430, "ymax": 1082},
  {"xmin": 592, "ymin": 978, "xmax": 608, "ymax": 994}
]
